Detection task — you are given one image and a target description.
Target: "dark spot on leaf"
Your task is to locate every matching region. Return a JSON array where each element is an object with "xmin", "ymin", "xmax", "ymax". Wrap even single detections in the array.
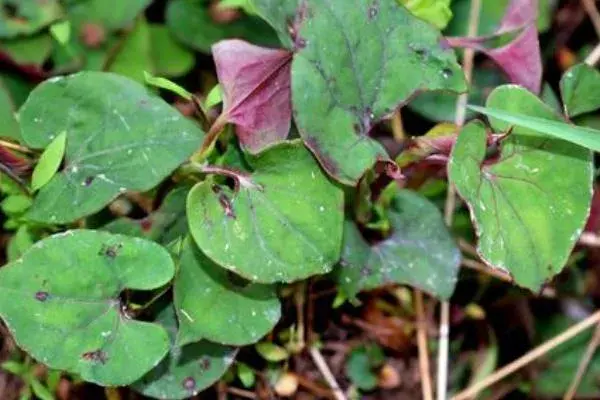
[
  {"xmin": 99, "ymin": 243, "xmax": 123, "ymax": 259},
  {"xmin": 199, "ymin": 357, "xmax": 211, "ymax": 370},
  {"xmin": 353, "ymin": 123, "xmax": 361, "ymax": 133},
  {"xmin": 83, "ymin": 176, "xmax": 94, "ymax": 186},
  {"xmin": 410, "ymin": 45, "xmax": 428, "ymax": 58},
  {"xmin": 441, "ymin": 68, "xmax": 453, "ymax": 79},
  {"xmin": 215, "ymin": 189, "xmax": 235, "ymax": 219},
  {"xmin": 182, "ymin": 377, "xmax": 196, "ymax": 391},
  {"xmin": 368, "ymin": 0, "xmax": 379, "ymax": 20},
  {"xmin": 35, "ymin": 291, "xmax": 49, "ymax": 302},
  {"xmin": 82, "ymin": 350, "xmax": 108, "ymax": 364}
]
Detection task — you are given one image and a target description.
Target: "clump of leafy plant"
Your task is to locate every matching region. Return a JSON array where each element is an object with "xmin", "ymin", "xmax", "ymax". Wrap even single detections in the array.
[{"xmin": 1, "ymin": 0, "xmax": 600, "ymax": 399}]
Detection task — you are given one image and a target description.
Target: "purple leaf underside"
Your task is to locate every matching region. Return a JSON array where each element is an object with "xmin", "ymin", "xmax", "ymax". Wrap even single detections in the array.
[
  {"xmin": 212, "ymin": 39, "xmax": 293, "ymax": 153},
  {"xmin": 446, "ymin": 0, "xmax": 542, "ymax": 93}
]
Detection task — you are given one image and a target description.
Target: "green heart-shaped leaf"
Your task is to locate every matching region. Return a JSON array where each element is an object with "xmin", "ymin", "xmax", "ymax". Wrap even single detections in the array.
[
  {"xmin": 187, "ymin": 141, "xmax": 344, "ymax": 283},
  {"xmin": 337, "ymin": 190, "xmax": 460, "ymax": 300},
  {"xmin": 254, "ymin": 0, "xmax": 466, "ymax": 184},
  {"xmin": 175, "ymin": 239, "xmax": 281, "ymax": 346},
  {"xmin": 133, "ymin": 305, "xmax": 236, "ymax": 400},
  {"xmin": 449, "ymin": 86, "xmax": 593, "ymax": 291},
  {"xmin": 560, "ymin": 63, "xmax": 600, "ymax": 118},
  {"xmin": 0, "ymin": 230, "xmax": 174, "ymax": 386},
  {"xmin": 19, "ymin": 72, "xmax": 204, "ymax": 224}
]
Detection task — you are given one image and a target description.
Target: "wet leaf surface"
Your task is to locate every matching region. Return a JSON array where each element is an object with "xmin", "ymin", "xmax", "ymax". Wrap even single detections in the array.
[
  {"xmin": 19, "ymin": 72, "xmax": 204, "ymax": 224},
  {"xmin": 133, "ymin": 305, "xmax": 236, "ymax": 400},
  {"xmin": 187, "ymin": 141, "xmax": 344, "ymax": 283},
  {"xmin": 174, "ymin": 238, "xmax": 281, "ymax": 346},
  {"xmin": 449, "ymin": 86, "xmax": 593, "ymax": 291},
  {"xmin": 0, "ymin": 230, "xmax": 174, "ymax": 386}
]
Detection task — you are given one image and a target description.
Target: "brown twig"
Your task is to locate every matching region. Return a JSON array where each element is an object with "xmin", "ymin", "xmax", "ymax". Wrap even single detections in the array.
[
  {"xmin": 309, "ymin": 347, "xmax": 347, "ymax": 400},
  {"xmin": 461, "ymin": 258, "xmax": 513, "ymax": 283},
  {"xmin": 0, "ymin": 140, "xmax": 33, "ymax": 154},
  {"xmin": 458, "ymin": 239, "xmax": 479, "ymax": 257},
  {"xmin": 295, "ymin": 282, "xmax": 306, "ymax": 351},
  {"xmin": 415, "ymin": 290, "xmax": 434, "ymax": 400},
  {"xmin": 563, "ymin": 323, "xmax": 600, "ymax": 400},
  {"xmin": 452, "ymin": 310, "xmax": 600, "ymax": 400},
  {"xmin": 583, "ymin": 0, "xmax": 600, "ymax": 37},
  {"xmin": 296, "ymin": 374, "xmax": 336, "ymax": 399},
  {"xmin": 227, "ymin": 386, "xmax": 258, "ymax": 399}
]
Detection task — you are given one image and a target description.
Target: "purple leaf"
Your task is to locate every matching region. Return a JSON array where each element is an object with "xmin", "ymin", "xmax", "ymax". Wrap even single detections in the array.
[
  {"xmin": 446, "ymin": 0, "xmax": 541, "ymax": 93},
  {"xmin": 211, "ymin": 39, "xmax": 293, "ymax": 153}
]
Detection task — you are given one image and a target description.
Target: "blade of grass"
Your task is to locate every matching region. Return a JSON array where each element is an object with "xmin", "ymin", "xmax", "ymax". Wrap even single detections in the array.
[{"xmin": 469, "ymin": 104, "xmax": 600, "ymax": 152}]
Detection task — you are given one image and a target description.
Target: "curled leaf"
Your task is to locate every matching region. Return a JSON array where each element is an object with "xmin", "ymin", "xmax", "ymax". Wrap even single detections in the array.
[
  {"xmin": 446, "ymin": 0, "xmax": 542, "ymax": 93},
  {"xmin": 209, "ymin": 39, "xmax": 292, "ymax": 153}
]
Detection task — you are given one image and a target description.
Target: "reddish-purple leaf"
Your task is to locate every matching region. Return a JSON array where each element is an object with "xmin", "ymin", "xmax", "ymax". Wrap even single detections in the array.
[
  {"xmin": 0, "ymin": 146, "xmax": 30, "ymax": 176},
  {"xmin": 446, "ymin": 0, "xmax": 541, "ymax": 93},
  {"xmin": 211, "ymin": 39, "xmax": 293, "ymax": 153},
  {"xmin": 497, "ymin": 0, "xmax": 537, "ymax": 32}
]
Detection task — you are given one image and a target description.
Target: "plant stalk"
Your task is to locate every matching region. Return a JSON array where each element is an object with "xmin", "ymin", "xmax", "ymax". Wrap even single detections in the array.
[{"xmin": 438, "ymin": 0, "xmax": 481, "ymax": 399}]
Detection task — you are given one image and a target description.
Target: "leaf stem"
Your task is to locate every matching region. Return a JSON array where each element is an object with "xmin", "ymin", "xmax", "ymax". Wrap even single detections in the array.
[
  {"xmin": 438, "ymin": 0, "xmax": 482, "ymax": 399},
  {"xmin": 130, "ymin": 284, "xmax": 171, "ymax": 316},
  {"xmin": 563, "ymin": 322, "xmax": 600, "ymax": 400},
  {"xmin": 391, "ymin": 109, "xmax": 405, "ymax": 143},
  {"xmin": 585, "ymin": 43, "xmax": 600, "ymax": 66},
  {"xmin": 309, "ymin": 347, "xmax": 347, "ymax": 400},
  {"xmin": 294, "ymin": 282, "xmax": 306, "ymax": 352},
  {"xmin": 461, "ymin": 258, "xmax": 512, "ymax": 283},
  {"xmin": 415, "ymin": 289, "xmax": 434, "ymax": 400},
  {"xmin": 452, "ymin": 310, "xmax": 600, "ymax": 400},
  {"xmin": 582, "ymin": 0, "xmax": 600, "ymax": 39},
  {"xmin": 0, "ymin": 140, "xmax": 34, "ymax": 154}
]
